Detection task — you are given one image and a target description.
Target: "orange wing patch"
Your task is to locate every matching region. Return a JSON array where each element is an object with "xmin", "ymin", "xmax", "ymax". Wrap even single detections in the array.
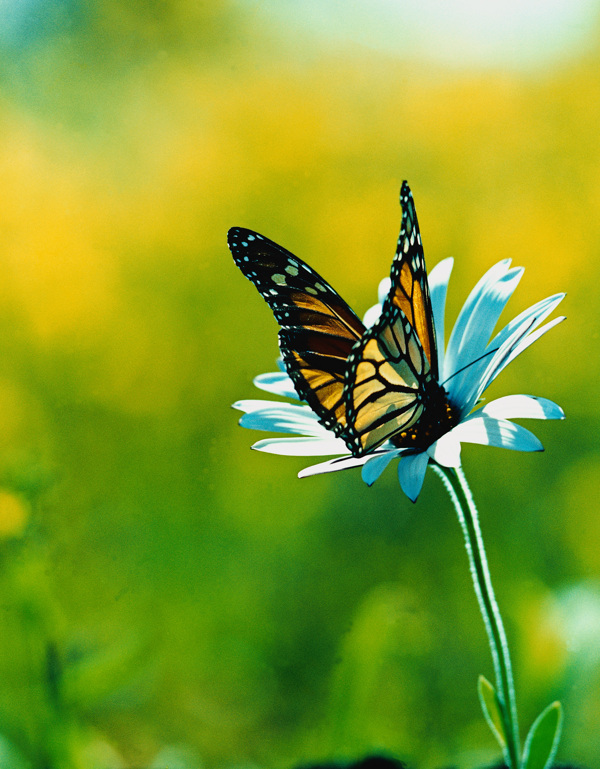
[{"xmin": 385, "ymin": 183, "xmax": 438, "ymax": 377}]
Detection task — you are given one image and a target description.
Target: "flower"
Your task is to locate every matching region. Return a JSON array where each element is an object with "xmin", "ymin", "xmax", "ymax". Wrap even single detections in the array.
[{"xmin": 233, "ymin": 258, "xmax": 565, "ymax": 501}]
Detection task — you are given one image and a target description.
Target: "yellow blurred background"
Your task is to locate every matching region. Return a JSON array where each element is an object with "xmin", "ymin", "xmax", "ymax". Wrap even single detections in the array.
[{"xmin": 0, "ymin": 1, "xmax": 599, "ymax": 767}]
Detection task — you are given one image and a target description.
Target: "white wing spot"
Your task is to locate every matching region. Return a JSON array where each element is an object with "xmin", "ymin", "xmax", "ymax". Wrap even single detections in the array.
[
  {"xmin": 285, "ymin": 265, "xmax": 299, "ymax": 277},
  {"xmin": 241, "ymin": 242, "xmax": 248, "ymax": 247},
  {"xmin": 314, "ymin": 282, "xmax": 326, "ymax": 292},
  {"xmin": 247, "ymin": 234, "xmax": 255, "ymax": 241},
  {"xmin": 272, "ymin": 273, "xmax": 287, "ymax": 286},
  {"xmin": 305, "ymin": 286, "xmax": 318, "ymax": 295}
]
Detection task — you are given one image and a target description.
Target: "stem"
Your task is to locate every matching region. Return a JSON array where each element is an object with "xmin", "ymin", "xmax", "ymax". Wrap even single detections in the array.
[{"xmin": 432, "ymin": 464, "xmax": 521, "ymax": 769}]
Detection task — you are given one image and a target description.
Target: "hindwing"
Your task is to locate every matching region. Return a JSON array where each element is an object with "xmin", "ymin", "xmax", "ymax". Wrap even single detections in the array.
[{"xmin": 344, "ymin": 302, "xmax": 434, "ymax": 455}]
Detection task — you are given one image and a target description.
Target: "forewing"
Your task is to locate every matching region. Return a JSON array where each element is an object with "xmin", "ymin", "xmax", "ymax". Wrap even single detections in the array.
[
  {"xmin": 228, "ymin": 227, "xmax": 365, "ymax": 434},
  {"xmin": 385, "ymin": 181, "xmax": 438, "ymax": 378},
  {"xmin": 345, "ymin": 302, "xmax": 432, "ymax": 456}
]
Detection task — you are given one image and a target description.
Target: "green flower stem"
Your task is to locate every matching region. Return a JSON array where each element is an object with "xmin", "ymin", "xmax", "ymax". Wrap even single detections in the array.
[{"xmin": 432, "ymin": 463, "xmax": 521, "ymax": 769}]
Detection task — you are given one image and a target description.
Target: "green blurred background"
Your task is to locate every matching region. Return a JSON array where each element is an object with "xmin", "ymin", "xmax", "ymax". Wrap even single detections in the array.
[{"xmin": 0, "ymin": 1, "xmax": 599, "ymax": 768}]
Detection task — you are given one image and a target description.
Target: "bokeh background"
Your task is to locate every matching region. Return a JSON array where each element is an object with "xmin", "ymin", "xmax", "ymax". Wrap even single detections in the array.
[{"xmin": 0, "ymin": 1, "xmax": 599, "ymax": 768}]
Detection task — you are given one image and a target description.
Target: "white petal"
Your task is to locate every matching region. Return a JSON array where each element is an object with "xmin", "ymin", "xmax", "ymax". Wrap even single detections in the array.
[
  {"xmin": 252, "ymin": 436, "xmax": 350, "ymax": 456},
  {"xmin": 428, "ymin": 257, "xmax": 454, "ymax": 375},
  {"xmin": 233, "ymin": 399, "xmax": 306, "ymax": 415},
  {"xmin": 485, "ymin": 316, "xmax": 565, "ymax": 387},
  {"xmin": 449, "ymin": 416, "xmax": 543, "ymax": 452},
  {"xmin": 362, "ymin": 279, "xmax": 392, "ymax": 326},
  {"xmin": 361, "ymin": 450, "xmax": 402, "ymax": 486},
  {"xmin": 444, "ymin": 260, "xmax": 514, "ymax": 361},
  {"xmin": 428, "ymin": 257, "xmax": 454, "ymax": 293},
  {"xmin": 467, "ymin": 314, "xmax": 565, "ymax": 412},
  {"xmin": 444, "ymin": 260, "xmax": 522, "ymax": 402},
  {"xmin": 488, "ymin": 293, "xmax": 565, "ymax": 353},
  {"xmin": 477, "ymin": 395, "xmax": 565, "ymax": 421},
  {"xmin": 398, "ymin": 451, "xmax": 429, "ymax": 502},
  {"xmin": 363, "ymin": 302, "xmax": 383, "ymax": 328},
  {"xmin": 240, "ymin": 403, "xmax": 327, "ymax": 435},
  {"xmin": 298, "ymin": 454, "xmax": 371, "ymax": 477},
  {"xmin": 378, "ymin": 277, "xmax": 391, "ymax": 304},
  {"xmin": 427, "ymin": 432, "xmax": 462, "ymax": 467},
  {"xmin": 253, "ymin": 371, "xmax": 299, "ymax": 400},
  {"xmin": 234, "ymin": 398, "xmax": 272, "ymax": 413}
]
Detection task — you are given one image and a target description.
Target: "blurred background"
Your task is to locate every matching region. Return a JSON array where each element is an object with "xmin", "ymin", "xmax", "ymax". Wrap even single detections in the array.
[{"xmin": 0, "ymin": 1, "xmax": 598, "ymax": 767}]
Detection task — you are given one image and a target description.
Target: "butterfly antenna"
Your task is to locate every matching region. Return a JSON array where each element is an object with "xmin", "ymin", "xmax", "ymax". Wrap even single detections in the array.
[{"xmin": 441, "ymin": 347, "xmax": 499, "ymax": 387}]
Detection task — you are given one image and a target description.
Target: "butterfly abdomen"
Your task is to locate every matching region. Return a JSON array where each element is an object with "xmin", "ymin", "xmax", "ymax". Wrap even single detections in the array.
[{"xmin": 389, "ymin": 382, "xmax": 457, "ymax": 450}]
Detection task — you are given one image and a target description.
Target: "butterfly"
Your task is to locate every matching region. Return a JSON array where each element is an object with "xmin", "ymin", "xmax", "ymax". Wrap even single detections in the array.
[{"xmin": 228, "ymin": 181, "xmax": 456, "ymax": 458}]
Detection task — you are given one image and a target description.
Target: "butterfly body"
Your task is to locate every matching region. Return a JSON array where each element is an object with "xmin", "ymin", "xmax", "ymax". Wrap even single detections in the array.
[
  {"xmin": 228, "ymin": 182, "xmax": 454, "ymax": 459},
  {"xmin": 387, "ymin": 380, "xmax": 456, "ymax": 451}
]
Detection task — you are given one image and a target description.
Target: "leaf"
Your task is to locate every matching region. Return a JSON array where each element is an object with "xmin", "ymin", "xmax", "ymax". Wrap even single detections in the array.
[
  {"xmin": 478, "ymin": 675, "xmax": 507, "ymax": 749},
  {"xmin": 522, "ymin": 701, "xmax": 563, "ymax": 769}
]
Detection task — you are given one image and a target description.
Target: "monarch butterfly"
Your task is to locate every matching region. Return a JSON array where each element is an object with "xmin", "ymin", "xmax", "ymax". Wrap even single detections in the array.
[{"xmin": 228, "ymin": 182, "xmax": 457, "ymax": 458}]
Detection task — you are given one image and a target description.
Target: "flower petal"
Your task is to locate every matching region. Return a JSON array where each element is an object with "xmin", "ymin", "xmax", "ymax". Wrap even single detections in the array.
[
  {"xmin": 233, "ymin": 398, "xmax": 273, "ymax": 413},
  {"xmin": 488, "ymin": 292, "xmax": 565, "ymax": 353},
  {"xmin": 467, "ymin": 313, "xmax": 565, "ymax": 411},
  {"xmin": 252, "ymin": 436, "xmax": 350, "ymax": 456},
  {"xmin": 398, "ymin": 451, "xmax": 429, "ymax": 502},
  {"xmin": 253, "ymin": 371, "xmax": 299, "ymax": 400},
  {"xmin": 239, "ymin": 403, "xmax": 326, "ymax": 435},
  {"xmin": 361, "ymin": 449, "xmax": 403, "ymax": 486},
  {"xmin": 378, "ymin": 277, "xmax": 391, "ymax": 304},
  {"xmin": 454, "ymin": 292, "xmax": 565, "ymax": 417},
  {"xmin": 363, "ymin": 278, "xmax": 392, "ymax": 327},
  {"xmin": 233, "ymin": 399, "xmax": 305, "ymax": 414},
  {"xmin": 427, "ymin": 431, "xmax": 462, "ymax": 467},
  {"xmin": 484, "ymin": 316, "xmax": 565, "ymax": 388},
  {"xmin": 428, "ymin": 257, "xmax": 454, "ymax": 375},
  {"xmin": 450, "ymin": 416, "xmax": 543, "ymax": 452},
  {"xmin": 477, "ymin": 394, "xmax": 565, "ymax": 421},
  {"xmin": 298, "ymin": 453, "xmax": 371, "ymax": 477},
  {"xmin": 363, "ymin": 303, "xmax": 383, "ymax": 328},
  {"xmin": 444, "ymin": 260, "xmax": 523, "ymax": 403}
]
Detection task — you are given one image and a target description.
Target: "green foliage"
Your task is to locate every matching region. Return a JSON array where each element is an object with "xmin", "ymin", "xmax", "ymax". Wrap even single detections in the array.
[
  {"xmin": 522, "ymin": 702, "xmax": 563, "ymax": 769},
  {"xmin": 0, "ymin": 2, "xmax": 595, "ymax": 768},
  {"xmin": 478, "ymin": 676, "xmax": 508, "ymax": 752}
]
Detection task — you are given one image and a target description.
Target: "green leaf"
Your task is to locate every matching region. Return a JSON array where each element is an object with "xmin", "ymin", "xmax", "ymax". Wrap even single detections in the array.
[
  {"xmin": 478, "ymin": 675, "xmax": 507, "ymax": 749},
  {"xmin": 522, "ymin": 701, "xmax": 563, "ymax": 769}
]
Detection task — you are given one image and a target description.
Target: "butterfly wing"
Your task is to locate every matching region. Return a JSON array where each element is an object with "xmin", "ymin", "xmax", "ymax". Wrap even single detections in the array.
[
  {"xmin": 344, "ymin": 303, "xmax": 434, "ymax": 455},
  {"xmin": 228, "ymin": 227, "xmax": 365, "ymax": 435},
  {"xmin": 344, "ymin": 182, "xmax": 441, "ymax": 455},
  {"xmin": 386, "ymin": 181, "xmax": 439, "ymax": 378}
]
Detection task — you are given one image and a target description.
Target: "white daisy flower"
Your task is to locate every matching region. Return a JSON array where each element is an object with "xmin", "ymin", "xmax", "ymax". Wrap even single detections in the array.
[{"xmin": 233, "ymin": 258, "xmax": 565, "ymax": 502}]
